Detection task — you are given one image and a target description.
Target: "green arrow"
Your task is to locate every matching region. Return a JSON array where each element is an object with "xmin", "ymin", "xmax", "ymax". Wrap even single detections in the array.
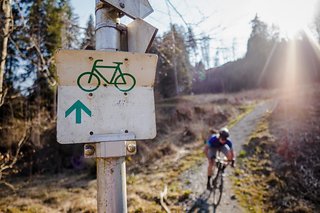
[{"xmin": 65, "ymin": 100, "xmax": 91, "ymax": 124}]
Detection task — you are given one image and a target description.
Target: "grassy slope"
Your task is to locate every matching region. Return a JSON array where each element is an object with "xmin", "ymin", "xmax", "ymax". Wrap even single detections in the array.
[
  {"xmin": 233, "ymin": 85, "xmax": 320, "ymax": 213},
  {"xmin": 127, "ymin": 93, "xmax": 259, "ymax": 212},
  {"xmin": 232, "ymin": 113, "xmax": 276, "ymax": 212},
  {"xmin": 0, "ymin": 90, "xmax": 267, "ymax": 212}
]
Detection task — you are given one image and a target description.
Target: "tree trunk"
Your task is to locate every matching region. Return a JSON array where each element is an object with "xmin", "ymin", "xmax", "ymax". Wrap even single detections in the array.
[{"xmin": 0, "ymin": 0, "xmax": 12, "ymax": 105}]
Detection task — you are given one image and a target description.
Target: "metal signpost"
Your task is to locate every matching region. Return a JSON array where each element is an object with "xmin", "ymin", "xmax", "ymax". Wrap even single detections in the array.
[{"xmin": 55, "ymin": 0, "xmax": 157, "ymax": 212}]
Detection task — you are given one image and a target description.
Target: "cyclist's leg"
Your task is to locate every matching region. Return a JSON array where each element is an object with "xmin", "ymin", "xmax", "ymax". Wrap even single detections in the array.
[
  {"xmin": 206, "ymin": 147, "xmax": 218, "ymax": 189},
  {"xmin": 208, "ymin": 158, "xmax": 214, "ymax": 176},
  {"xmin": 221, "ymin": 144, "xmax": 233, "ymax": 161},
  {"xmin": 207, "ymin": 147, "xmax": 218, "ymax": 175}
]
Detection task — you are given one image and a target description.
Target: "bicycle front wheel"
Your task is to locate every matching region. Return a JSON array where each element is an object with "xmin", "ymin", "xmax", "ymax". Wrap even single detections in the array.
[
  {"xmin": 211, "ymin": 173, "xmax": 223, "ymax": 206},
  {"xmin": 114, "ymin": 73, "xmax": 136, "ymax": 92},
  {"xmin": 77, "ymin": 72, "xmax": 100, "ymax": 92}
]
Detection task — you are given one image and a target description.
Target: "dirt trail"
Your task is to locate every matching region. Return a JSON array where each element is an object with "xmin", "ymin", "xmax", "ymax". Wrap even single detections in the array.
[{"xmin": 181, "ymin": 100, "xmax": 277, "ymax": 212}]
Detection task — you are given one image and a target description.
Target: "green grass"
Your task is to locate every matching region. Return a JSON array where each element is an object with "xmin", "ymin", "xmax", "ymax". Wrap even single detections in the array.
[
  {"xmin": 238, "ymin": 150, "xmax": 247, "ymax": 158},
  {"xmin": 228, "ymin": 103, "xmax": 256, "ymax": 128},
  {"xmin": 231, "ymin": 112, "xmax": 276, "ymax": 212}
]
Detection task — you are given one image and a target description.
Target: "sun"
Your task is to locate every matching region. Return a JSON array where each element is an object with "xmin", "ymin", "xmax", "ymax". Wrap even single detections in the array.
[
  {"xmin": 277, "ymin": 15, "xmax": 308, "ymax": 38},
  {"xmin": 256, "ymin": 0, "xmax": 320, "ymax": 94},
  {"xmin": 260, "ymin": 0, "xmax": 317, "ymax": 38}
]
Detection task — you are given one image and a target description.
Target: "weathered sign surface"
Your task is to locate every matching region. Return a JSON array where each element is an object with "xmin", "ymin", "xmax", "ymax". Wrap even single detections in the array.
[{"xmin": 56, "ymin": 50, "xmax": 158, "ymax": 144}]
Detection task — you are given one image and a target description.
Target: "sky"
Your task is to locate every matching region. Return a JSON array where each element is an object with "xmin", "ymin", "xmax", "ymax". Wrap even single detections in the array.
[{"xmin": 71, "ymin": 0, "xmax": 319, "ymax": 67}]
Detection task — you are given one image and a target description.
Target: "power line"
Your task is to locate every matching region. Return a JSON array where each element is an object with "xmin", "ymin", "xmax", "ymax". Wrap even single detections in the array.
[
  {"xmin": 165, "ymin": 0, "xmax": 173, "ymax": 25},
  {"xmin": 165, "ymin": 0, "xmax": 189, "ymax": 27},
  {"xmin": 148, "ymin": 16, "xmax": 170, "ymax": 29},
  {"xmin": 154, "ymin": 8, "xmax": 171, "ymax": 15}
]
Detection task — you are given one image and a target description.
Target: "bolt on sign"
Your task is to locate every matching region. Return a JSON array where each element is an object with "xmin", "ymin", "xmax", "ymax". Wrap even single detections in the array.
[
  {"xmin": 55, "ymin": 49, "xmax": 158, "ymax": 144},
  {"xmin": 102, "ymin": 0, "xmax": 153, "ymax": 19}
]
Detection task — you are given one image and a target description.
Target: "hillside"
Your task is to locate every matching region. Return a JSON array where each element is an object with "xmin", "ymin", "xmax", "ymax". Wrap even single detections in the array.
[
  {"xmin": 1, "ymin": 85, "xmax": 319, "ymax": 212},
  {"xmin": 233, "ymin": 84, "xmax": 320, "ymax": 212},
  {"xmin": 0, "ymin": 90, "xmax": 267, "ymax": 212},
  {"xmin": 193, "ymin": 32, "xmax": 320, "ymax": 94}
]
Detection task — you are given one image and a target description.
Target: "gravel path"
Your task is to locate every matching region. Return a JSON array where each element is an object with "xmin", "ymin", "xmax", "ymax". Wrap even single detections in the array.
[{"xmin": 181, "ymin": 100, "xmax": 277, "ymax": 212}]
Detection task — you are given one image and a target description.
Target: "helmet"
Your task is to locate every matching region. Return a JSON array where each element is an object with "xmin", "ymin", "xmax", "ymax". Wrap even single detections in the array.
[{"xmin": 219, "ymin": 128, "xmax": 230, "ymax": 139}]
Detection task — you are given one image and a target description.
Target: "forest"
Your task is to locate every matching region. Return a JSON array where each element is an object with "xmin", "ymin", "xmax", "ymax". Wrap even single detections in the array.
[{"xmin": 1, "ymin": 0, "xmax": 320, "ymax": 211}]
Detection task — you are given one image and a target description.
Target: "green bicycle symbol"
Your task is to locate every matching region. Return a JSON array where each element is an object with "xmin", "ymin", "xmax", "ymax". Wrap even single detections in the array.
[{"xmin": 77, "ymin": 59, "xmax": 136, "ymax": 92}]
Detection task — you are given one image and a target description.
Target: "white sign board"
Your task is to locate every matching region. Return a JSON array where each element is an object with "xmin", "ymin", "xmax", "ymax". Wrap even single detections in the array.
[{"xmin": 55, "ymin": 50, "xmax": 158, "ymax": 144}]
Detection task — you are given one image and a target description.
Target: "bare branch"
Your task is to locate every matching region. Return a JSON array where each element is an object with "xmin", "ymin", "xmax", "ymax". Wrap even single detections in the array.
[
  {"xmin": 165, "ymin": 0, "xmax": 189, "ymax": 27},
  {"xmin": 0, "ymin": 87, "xmax": 8, "ymax": 107},
  {"xmin": 0, "ymin": 126, "xmax": 31, "ymax": 177},
  {"xmin": 30, "ymin": 37, "xmax": 57, "ymax": 86},
  {"xmin": 154, "ymin": 46, "xmax": 173, "ymax": 66},
  {"xmin": 0, "ymin": 180, "xmax": 15, "ymax": 191},
  {"xmin": 8, "ymin": 36, "xmax": 30, "ymax": 60},
  {"xmin": 160, "ymin": 185, "xmax": 171, "ymax": 213},
  {"xmin": 9, "ymin": 36, "xmax": 57, "ymax": 86}
]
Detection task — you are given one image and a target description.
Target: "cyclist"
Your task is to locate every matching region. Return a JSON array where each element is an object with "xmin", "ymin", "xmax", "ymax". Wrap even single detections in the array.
[{"xmin": 204, "ymin": 127, "xmax": 235, "ymax": 190}]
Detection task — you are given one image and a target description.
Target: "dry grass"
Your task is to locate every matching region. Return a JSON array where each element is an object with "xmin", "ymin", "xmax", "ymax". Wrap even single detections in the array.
[
  {"xmin": 233, "ymin": 84, "xmax": 320, "ymax": 212},
  {"xmin": 127, "ymin": 143, "xmax": 205, "ymax": 212},
  {"xmin": 0, "ymin": 172, "xmax": 97, "ymax": 213},
  {"xmin": 0, "ymin": 89, "xmax": 272, "ymax": 212}
]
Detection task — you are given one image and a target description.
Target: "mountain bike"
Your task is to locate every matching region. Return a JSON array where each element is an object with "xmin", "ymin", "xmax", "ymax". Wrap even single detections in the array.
[
  {"xmin": 77, "ymin": 59, "xmax": 136, "ymax": 92},
  {"xmin": 210, "ymin": 153, "xmax": 230, "ymax": 209}
]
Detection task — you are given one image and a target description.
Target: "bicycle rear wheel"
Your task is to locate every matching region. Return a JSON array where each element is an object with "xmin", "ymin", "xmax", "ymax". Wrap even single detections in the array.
[
  {"xmin": 211, "ymin": 172, "xmax": 223, "ymax": 206},
  {"xmin": 114, "ymin": 73, "xmax": 136, "ymax": 92}
]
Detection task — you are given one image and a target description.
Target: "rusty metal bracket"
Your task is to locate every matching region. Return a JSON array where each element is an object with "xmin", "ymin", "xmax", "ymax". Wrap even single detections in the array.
[{"xmin": 84, "ymin": 140, "xmax": 137, "ymax": 158}]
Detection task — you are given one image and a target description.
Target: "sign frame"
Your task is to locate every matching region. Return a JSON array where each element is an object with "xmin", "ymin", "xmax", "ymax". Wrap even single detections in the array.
[{"xmin": 55, "ymin": 49, "xmax": 158, "ymax": 144}]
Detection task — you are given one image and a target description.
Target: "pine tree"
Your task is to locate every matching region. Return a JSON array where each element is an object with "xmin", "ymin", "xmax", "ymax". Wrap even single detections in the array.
[
  {"xmin": 80, "ymin": 15, "xmax": 95, "ymax": 50},
  {"xmin": 1, "ymin": 0, "xmax": 82, "ymax": 182},
  {"xmin": 18, "ymin": 0, "xmax": 78, "ymax": 105},
  {"xmin": 200, "ymin": 35, "xmax": 210, "ymax": 68},
  {"xmin": 152, "ymin": 25, "xmax": 193, "ymax": 98},
  {"xmin": 60, "ymin": 0, "xmax": 80, "ymax": 49}
]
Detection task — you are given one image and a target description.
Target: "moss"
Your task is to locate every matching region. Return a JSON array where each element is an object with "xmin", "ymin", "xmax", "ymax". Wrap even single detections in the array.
[
  {"xmin": 127, "ymin": 175, "xmax": 137, "ymax": 185},
  {"xmin": 5, "ymin": 208, "xmax": 21, "ymax": 213},
  {"xmin": 184, "ymin": 179, "xmax": 191, "ymax": 185},
  {"xmin": 229, "ymin": 103, "xmax": 256, "ymax": 128},
  {"xmin": 133, "ymin": 207, "xmax": 143, "ymax": 213},
  {"xmin": 178, "ymin": 190, "xmax": 192, "ymax": 202},
  {"xmin": 238, "ymin": 150, "xmax": 247, "ymax": 158},
  {"xmin": 232, "ymin": 112, "xmax": 276, "ymax": 212},
  {"xmin": 6, "ymin": 205, "xmax": 47, "ymax": 213}
]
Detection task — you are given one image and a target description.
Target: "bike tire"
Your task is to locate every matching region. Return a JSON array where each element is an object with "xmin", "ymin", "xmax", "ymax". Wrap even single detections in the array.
[
  {"xmin": 114, "ymin": 73, "xmax": 136, "ymax": 92},
  {"xmin": 77, "ymin": 72, "xmax": 100, "ymax": 92},
  {"xmin": 211, "ymin": 171, "xmax": 224, "ymax": 207}
]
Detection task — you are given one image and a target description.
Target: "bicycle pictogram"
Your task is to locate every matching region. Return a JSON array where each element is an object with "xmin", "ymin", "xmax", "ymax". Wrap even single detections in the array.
[{"xmin": 77, "ymin": 59, "xmax": 136, "ymax": 92}]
